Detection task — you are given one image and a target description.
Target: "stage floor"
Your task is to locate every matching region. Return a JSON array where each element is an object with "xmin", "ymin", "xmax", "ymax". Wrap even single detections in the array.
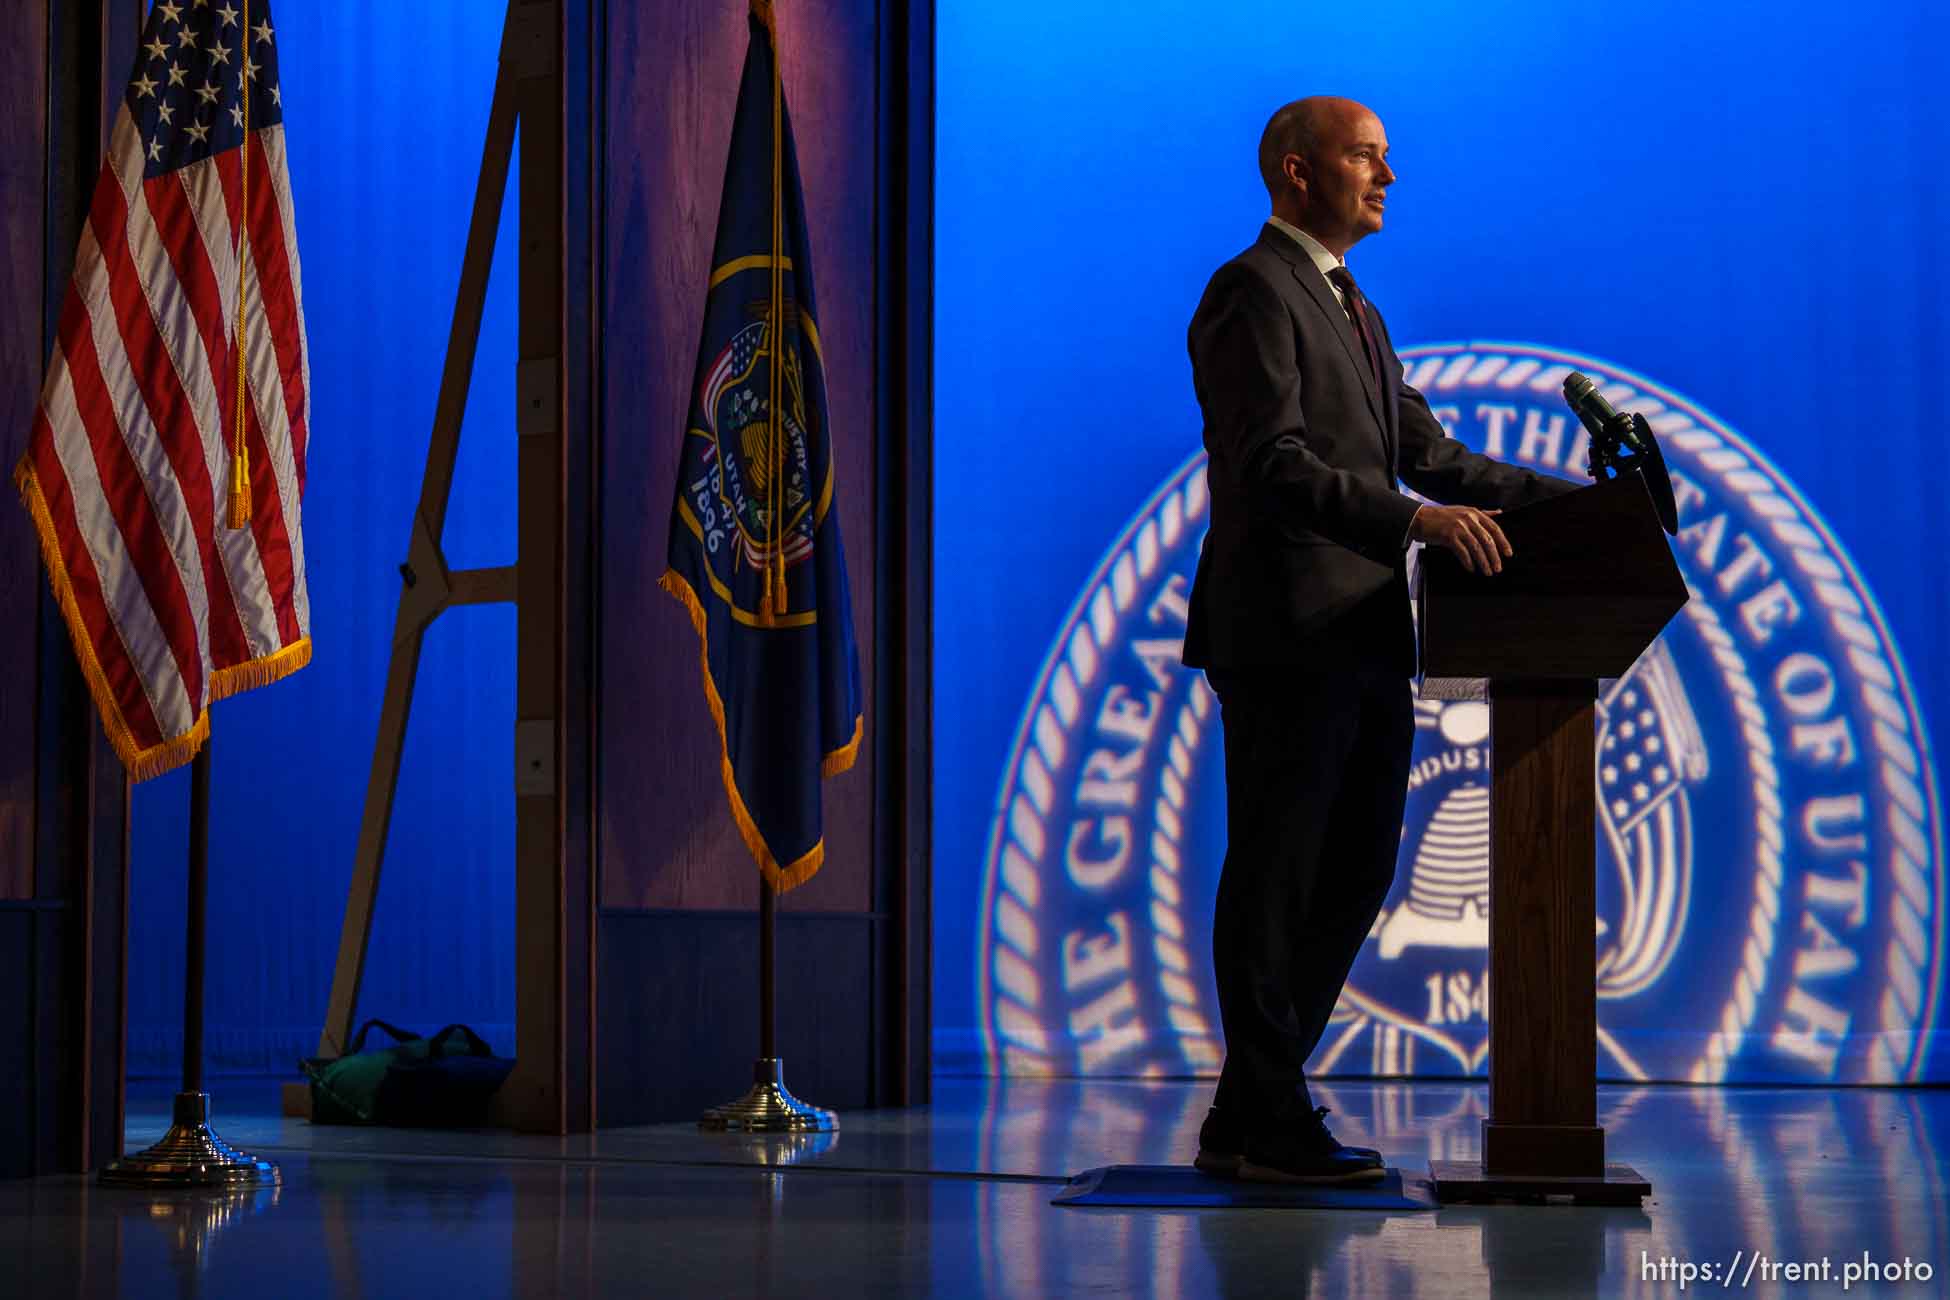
[{"xmin": 3, "ymin": 1076, "xmax": 1946, "ymax": 1297}]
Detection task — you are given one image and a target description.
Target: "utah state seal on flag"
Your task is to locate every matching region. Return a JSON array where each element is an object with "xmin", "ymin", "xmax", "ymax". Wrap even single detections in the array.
[{"xmin": 660, "ymin": 1, "xmax": 862, "ymax": 892}]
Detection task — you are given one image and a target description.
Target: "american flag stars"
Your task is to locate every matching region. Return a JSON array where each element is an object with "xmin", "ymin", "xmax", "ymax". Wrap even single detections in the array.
[{"xmin": 133, "ymin": 0, "xmax": 284, "ymax": 180}]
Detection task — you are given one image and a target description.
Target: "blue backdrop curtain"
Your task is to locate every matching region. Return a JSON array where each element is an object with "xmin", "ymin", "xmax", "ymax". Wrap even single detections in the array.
[
  {"xmin": 935, "ymin": 1, "xmax": 1948, "ymax": 1082},
  {"xmin": 118, "ymin": 0, "xmax": 1950, "ymax": 1084},
  {"xmin": 128, "ymin": 2, "xmax": 518, "ymax": 1076}
]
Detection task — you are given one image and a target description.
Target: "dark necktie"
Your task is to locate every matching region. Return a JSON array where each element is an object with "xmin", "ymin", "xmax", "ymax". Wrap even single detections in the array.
[{"xmin": 1326, "ymin": 266, "xmax": 1384, "ymax": 389}]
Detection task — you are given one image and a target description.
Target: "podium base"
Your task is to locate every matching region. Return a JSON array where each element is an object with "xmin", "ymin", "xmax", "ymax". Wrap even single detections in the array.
[
  {"xmin": 1430, "ymin": 1159, "xmax": 1648, "ymax": 1206},
  {"xmin": 699, "ymin": 1058, "xmax": 837, "ymax": 1133},
  {"xmin": 99, "ymin": 1093, "xmax": 281, "ymax": 1189}
]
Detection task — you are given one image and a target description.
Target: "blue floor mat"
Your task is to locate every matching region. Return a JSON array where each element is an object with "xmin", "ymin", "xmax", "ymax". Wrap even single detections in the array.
[{"xmin": 1052, "ymin": 1164, "xmax": 1436, "ymax": 1209}]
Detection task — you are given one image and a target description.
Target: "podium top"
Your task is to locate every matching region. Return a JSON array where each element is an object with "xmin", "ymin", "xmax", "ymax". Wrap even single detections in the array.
[{"xmin": 1418, "ymin": 472, "xmax": 1687, "ymax": 681}]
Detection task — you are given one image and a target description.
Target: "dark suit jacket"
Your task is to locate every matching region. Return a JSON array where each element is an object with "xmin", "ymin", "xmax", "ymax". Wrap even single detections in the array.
[{"xmin": 1183, "ymin": 225, "xmax": 1575, "ymax": 674}]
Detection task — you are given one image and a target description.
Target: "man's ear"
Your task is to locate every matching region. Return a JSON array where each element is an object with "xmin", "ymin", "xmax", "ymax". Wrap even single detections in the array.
[{"xmin": 1283, "ymin": 152, "xmax": 1309, "ymax": 198}]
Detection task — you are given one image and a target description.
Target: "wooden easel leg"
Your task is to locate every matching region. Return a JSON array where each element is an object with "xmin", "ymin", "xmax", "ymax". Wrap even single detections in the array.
[
  {"xmin": 316, "ymin": 616, "xmax": 431, "ymax": 1063},
  {"xmin": 295, "ymin": 6, "xmax": 523, "ymax": 1112},
  {"xmin": 304, "ymin": 0, "xmax": 581, "ymax": 1136}
]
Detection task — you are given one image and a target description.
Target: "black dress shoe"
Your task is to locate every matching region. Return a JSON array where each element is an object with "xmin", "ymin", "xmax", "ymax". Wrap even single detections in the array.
[
  {"xmin": 1194, "ymin": 1107, "xmax": 1246, "ymax": 1177},
  {"xmin": 1194, "ymin": 1105, "xmax": 1382, "ymax": 1180},
  {"xmin": 1241, "ymin": 1104, "xmax": 1385, "ymax": 1185}
]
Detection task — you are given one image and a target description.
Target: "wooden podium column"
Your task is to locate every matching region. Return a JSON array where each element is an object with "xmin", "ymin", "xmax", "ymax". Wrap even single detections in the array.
[
  {"xmin": 1484, "ymin": 681, "xmax": 1601, "ymax": 1177},
  {"xmin": 1419, "ymin": 472, "xmax": 1682, "ymax": 1204}
]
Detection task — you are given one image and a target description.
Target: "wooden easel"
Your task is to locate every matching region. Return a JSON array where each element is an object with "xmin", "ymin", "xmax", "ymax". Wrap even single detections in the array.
[{"xmin": 284, "ymin": 0, "xmax": 594, "ymax": 1134}]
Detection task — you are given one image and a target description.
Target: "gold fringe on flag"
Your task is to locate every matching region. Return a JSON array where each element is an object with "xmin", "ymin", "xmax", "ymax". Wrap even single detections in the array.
[
  {"xmin": 15, "ymin": 458, "xmax": 310, "ymax": 781},
  {"xmin": 659, "ymin": 566, "xmax": 859, "ymax": 892},
  {"xmin": 209, "ymin": 637, "xmax": 313, "ymax": 701}
]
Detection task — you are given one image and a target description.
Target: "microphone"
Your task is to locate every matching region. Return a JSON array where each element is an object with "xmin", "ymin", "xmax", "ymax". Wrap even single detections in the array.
[
  {"xmin": 1560, "ymin": 370, "xmax": 1679, "ymax": 536},
  {"xmin": 1563, "ymin": 372, "xmax": 1647, "ymax": 454}
]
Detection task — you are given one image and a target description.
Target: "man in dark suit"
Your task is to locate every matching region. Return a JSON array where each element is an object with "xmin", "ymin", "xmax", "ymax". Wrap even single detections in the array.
[{"xmin": 1185, "ymin": 95, "xmax": 1578, "ymax": 1183}]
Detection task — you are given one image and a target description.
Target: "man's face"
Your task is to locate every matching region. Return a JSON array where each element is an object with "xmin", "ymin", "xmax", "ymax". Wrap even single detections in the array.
[{"xmin": 1295, "ymin": 106, "xmax": 1395, "ymax": 253}]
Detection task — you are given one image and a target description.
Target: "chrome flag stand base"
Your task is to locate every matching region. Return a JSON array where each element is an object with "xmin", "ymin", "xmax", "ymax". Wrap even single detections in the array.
[
  {"xmin": 700, "ymin": 1058, "xmax": 837, "ymax": 1133},
  {"xmin": 99, "ymin": 1092, "xmax": 280, "ymax": 1189}
]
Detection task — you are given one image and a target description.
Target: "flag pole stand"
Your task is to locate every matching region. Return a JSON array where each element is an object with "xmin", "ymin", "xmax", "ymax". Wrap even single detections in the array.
[
  {"xmin": 100, "ymin": 742, "xmax": 280, "ymax": 1188},
  {"xmin": 698, "ymin": 877, "xmax": 837, "ymax": 1133}
]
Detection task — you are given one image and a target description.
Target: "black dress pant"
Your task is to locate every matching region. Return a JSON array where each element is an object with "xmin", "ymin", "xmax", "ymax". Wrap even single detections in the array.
[{"xmin": 1206, "ymin": 664, "xmax": 1415, "ymax": 1115}]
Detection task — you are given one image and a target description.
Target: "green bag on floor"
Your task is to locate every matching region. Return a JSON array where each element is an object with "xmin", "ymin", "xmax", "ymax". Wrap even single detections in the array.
[{"xmin": 301, "ymin": 1019, "xmax": 514, "ymax": 1127}]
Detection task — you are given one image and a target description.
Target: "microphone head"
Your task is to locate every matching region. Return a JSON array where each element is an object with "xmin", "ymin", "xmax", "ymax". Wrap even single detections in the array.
[{"xmin": 1563, "ymin": 371, "xmax": 1599, "ymax": 406}]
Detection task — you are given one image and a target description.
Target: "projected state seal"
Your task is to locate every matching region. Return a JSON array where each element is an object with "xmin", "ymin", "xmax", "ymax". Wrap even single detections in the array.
[{"xmin": 977, "ymin": 342, "xmax": 1943, "ymax": 1084}]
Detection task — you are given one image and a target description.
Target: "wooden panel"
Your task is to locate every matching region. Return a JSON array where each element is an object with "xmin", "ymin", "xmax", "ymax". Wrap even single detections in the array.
[
  {"xmin": 877, "ymin": 0, "xmax": 934, "ymax": 1105},
  {"xmin": 0, "ymin": 909, "xmax": 39, "ymax": 1176},
  {"xmin": 599, "ymin": 0, "xmax": 877, "ymax": 914},
  {"xmin": 509, "ymin": 0, "xmax": 571, "ymax": 1135},
  {"xmin": 596, "ymin": 909, "xmax": 874, "ymax": 1124},
  {"xmin": 0, "ymin": 5, "xmax": 48, "ymax": 900},
  {"xmin": 1, "ymin": 0, "xmax": 137, "ymax": 1180}
]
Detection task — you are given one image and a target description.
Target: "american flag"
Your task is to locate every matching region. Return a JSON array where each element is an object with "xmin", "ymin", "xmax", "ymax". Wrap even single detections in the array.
[{"xmin": 14, "ymin": 0, "xmax": 311, "ymax": 780}]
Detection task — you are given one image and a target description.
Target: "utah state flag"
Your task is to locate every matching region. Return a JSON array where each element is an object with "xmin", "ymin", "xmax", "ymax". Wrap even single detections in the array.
[{"xmin": 661, "ymin": 0, "xmax": 862, "ymax": 891}]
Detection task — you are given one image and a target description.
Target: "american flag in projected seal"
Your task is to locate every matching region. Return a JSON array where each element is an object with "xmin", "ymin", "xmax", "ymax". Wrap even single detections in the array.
[{"xmin": 977, "ymin": 343, "xmax": 1943, "ymax": 1086}]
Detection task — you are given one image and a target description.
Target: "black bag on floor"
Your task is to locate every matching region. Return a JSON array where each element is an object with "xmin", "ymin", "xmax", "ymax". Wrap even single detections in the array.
[{"xmin": 301, "ymin": 1019, "xmax": 514, "ymax": 1127}]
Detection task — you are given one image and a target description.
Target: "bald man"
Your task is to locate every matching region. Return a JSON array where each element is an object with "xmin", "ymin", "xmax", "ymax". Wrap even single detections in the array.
[{"xmin": 1183, "ymin": 97, "xmax": 1577, "ymax": 1183}]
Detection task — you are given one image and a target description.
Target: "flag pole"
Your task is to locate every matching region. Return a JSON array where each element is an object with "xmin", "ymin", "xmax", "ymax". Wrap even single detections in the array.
[
  {"xmin": 101, "ymin": 741, "xmax": 280, "ymax": 1187},
  {"xmin": 697, "ymin": 872, "xmax": 836, "ymax": 1134},
  {"xmin": 759, "ymin": 873, "xmax": 776, "ymax": 1060},
  {"xmin": 99, "ymin": 0, "xmax": 278, "ymax": 1188},
  {"xmin": 692, "ymin": 0, "xmax": 836, "ymax": 1140}
]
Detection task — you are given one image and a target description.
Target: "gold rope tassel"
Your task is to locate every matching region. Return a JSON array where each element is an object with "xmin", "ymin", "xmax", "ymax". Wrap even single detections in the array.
[
  {"xmin": 226, "ymin": 441, "xmax": 251, "ymax": 529},
  {"xmin": 226, "ymin": 0, "xmax": 255, "ymax": 530}
]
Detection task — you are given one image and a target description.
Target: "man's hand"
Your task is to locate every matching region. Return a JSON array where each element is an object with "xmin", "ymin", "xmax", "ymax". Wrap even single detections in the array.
[{"xmin": 1409, "ymin": 505, "xmax": 1512, "ymax": 575}]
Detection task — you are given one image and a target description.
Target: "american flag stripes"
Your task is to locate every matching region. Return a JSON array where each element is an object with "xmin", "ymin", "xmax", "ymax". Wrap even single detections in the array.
[{"xmin": 15, "ymin": 0, "xmax": 311, "ymax": 780}]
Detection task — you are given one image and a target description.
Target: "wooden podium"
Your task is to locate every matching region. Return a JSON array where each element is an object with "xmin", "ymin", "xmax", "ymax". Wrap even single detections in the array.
[{"xmin": 1418, "ymin": 471, "xmax": 1686, "ymax": 1205}]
